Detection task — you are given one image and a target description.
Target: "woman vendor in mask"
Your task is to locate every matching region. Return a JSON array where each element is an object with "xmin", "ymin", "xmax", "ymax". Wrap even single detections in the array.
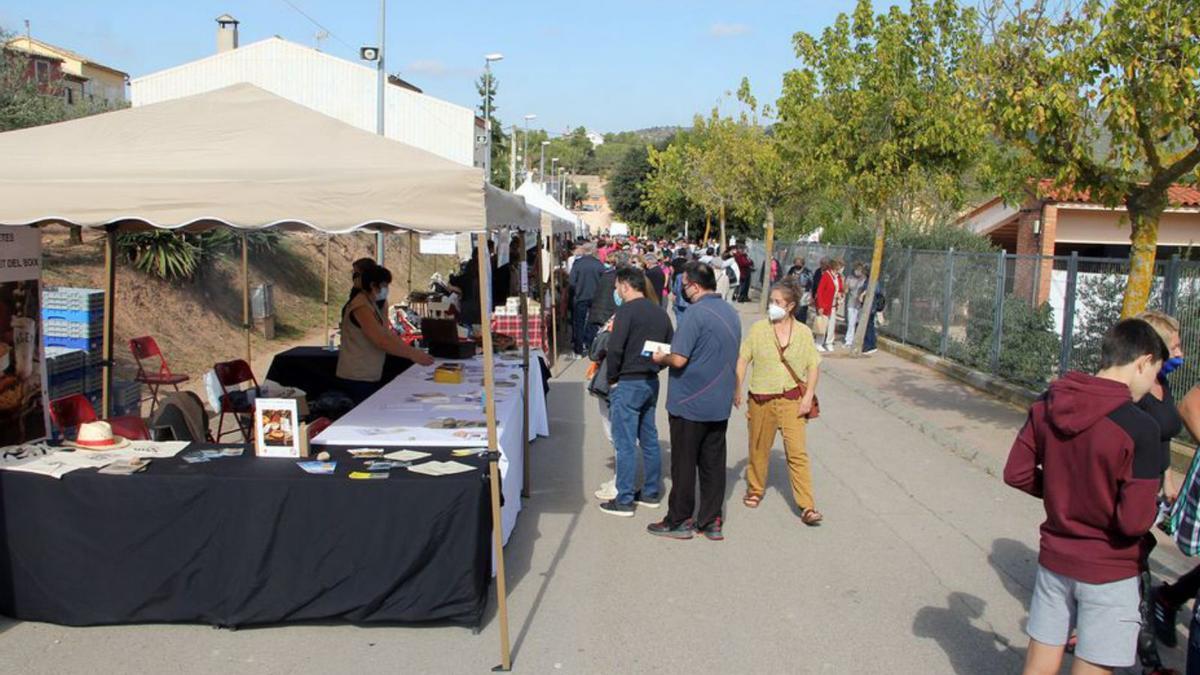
[{"xmin": 336, "ymin": 265, "xmax": 434, "ymax": 404}]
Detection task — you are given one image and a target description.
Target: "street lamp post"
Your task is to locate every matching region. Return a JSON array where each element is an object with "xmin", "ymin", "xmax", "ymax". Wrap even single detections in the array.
[
  {"xmin": 522, "ymin": 114, "xmax": 536, "ymax": 182},
  {"xmin": 482, "ymin": 53, "xmax": 504, "ymax": 186},
  {"xmin": 560, "ymin": 168, "xmax": 568, "ymax": 204},
  {"xmin": 540, "ymin": 140, "xmax": 549, "ymax": 184},
  {"xmin": 550, "ymin": 158, "xmax": 558, "ymax": 197}
]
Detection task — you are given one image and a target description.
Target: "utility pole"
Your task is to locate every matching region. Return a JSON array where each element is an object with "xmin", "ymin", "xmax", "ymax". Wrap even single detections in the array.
[
  {"xmin": 374, "ymin": 0, "xmax": 386, "ymax": 264},
  {"xmin": 540, "ymin": 141, "xmax": 549, "ymax": 186},
  {"xmin": 509, "ymin": 123, "xmax": 517, "ymax": 190},
  {"xmin": 523, "ymin": 114, "xmax": 536, "ymax": 183}
]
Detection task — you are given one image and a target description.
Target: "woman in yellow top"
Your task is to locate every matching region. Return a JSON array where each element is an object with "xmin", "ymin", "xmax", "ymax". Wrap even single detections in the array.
[
  {"xmin": 336, "ymin": 265, "xmax": 433, "ymax": 404},
  {"xmin": 734, "ymin": 279, "xmax": 824, "ymax": 525}
]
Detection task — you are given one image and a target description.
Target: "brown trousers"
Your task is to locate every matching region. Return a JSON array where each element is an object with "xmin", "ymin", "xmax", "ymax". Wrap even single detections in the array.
[{"xmin": 746, "ymin": 397, "xmax": 815, "ymax": 510}]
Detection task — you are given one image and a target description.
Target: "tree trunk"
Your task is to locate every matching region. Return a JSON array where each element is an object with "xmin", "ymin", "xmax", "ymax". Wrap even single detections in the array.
[
  {"xmin": 760, "ymin": 207, "xmax": 775, "ymax": 313},
  {"xmin": 719, "ymin": 203, "xmax": 727, "ymax": 252},
  {"xmin": 68, "ymin": 225, "xmax": 83, "ymax": 245},
  {"xmin": 853, "ymin": 219, "xmax": 887, "ymax": 353},
  {"xmin": 1120, "ymin": 200, "xmax": 1162, "ymax": 318}
]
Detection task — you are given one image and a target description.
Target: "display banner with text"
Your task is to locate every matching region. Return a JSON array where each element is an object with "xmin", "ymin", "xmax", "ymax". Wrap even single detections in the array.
[{"xmin": 0, "ymin": 228, "xmax": 48, "ymax": 446}]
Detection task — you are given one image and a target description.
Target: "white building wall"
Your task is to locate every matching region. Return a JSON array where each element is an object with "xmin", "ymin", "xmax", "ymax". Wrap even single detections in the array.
[{"xmin": 131, "ymin": 38, "xmax": 474, "ymax": 166}]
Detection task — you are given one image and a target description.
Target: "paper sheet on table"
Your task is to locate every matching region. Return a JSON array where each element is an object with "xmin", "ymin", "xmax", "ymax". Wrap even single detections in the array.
[
  {"xmin": 125, "ymin": 440, "xmax": 190, "ymax": 459},
  {"xmin": 1, "ymin": 454, "xmax": 86, "ymax": 479},
  {"xmin": 407, "ymin": 460, "xmax": 476, "ymax": 476},
  {"xmin": 384, "ymin": 449, "xmax": 431, "ymax": 462}
]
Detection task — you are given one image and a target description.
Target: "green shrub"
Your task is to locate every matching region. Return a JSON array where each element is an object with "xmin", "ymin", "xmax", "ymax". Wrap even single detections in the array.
[
  {"xmin": 117, "ymin": 231, "xmax": 199, "ymax": 280},
  {"xmin": 965, "ymin": 296, "xmax": 1060, "ymax": 389}
]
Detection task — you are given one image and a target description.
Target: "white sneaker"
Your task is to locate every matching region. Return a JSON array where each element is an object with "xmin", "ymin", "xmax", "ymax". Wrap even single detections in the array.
[
  {"xmin": 594, "ymin": 479, "xmax": 617, "ymax": 501},
  {"xmin": 864, "ymin": 348, "xmax": 878, "ymax": 355},
  {"xmin": 815, "ymin": 344, "xmax": 827, "ymax": 353}
]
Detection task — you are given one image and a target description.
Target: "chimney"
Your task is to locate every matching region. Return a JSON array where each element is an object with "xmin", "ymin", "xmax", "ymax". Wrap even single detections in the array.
[{"xmin": 216, "ymin": 14, "xmax": 239, "ymax": 53}]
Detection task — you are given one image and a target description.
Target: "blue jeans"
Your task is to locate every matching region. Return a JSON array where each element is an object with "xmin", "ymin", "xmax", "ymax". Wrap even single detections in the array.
[
  {"xmin": 609, "ymin": 378, "xmax": 662, "ymax": 505},
  {"xmin": 863, "ymin": 310, "xmax": 878, "ymax": 351},
  {"xmin": 572, "ymin": 299, "xmax": 592, "ymax": 355}
]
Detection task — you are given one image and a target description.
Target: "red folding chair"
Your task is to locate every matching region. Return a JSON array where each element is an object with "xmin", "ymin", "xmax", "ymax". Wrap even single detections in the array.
[
  {"xmin": 130, "ymin": 336, "xmax": 190, "ymax": 418},
  {"xmin": 213, "ymin": 359, "xmax": 259, "ymax": 442},
  {"xmin": 48, "ymin": 394, "xmax": 151, "ymax": 441}
]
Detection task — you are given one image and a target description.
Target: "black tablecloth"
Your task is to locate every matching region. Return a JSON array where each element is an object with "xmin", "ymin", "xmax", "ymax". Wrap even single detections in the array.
[
  {"xmin": 265, "ymin": 347, "xmax": 413, "ymax": 401},
  {"xmin": 267, "ymin": 347, "xmax": 551, "ymax": 401},
  {"xmin": 0, "ymin": 446, "xmax": 492, "ymax": 628}
]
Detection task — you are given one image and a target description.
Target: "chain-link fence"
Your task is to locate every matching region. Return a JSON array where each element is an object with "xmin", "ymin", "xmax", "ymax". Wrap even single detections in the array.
[{"xmin": 767, "ymin": 242, "xmax": 1200, "ymax": 396}]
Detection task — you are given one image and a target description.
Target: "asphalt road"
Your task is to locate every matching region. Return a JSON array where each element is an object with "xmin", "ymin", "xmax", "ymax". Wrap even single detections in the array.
[{"xmin": 1, "ymin": 305, "xmax": 1193, "ymax": 674}]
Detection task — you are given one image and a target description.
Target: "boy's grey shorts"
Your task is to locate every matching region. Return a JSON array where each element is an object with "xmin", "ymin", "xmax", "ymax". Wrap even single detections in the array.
[{"xmin": 1026, "ymin": 564, "xmax": 1141, "ymax": 668}]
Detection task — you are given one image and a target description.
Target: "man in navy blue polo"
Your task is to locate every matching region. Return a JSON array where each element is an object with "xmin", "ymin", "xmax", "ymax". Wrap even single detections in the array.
[{"xmin": 650, "ymin": 261, "xmax": 741, "ymax": 541}]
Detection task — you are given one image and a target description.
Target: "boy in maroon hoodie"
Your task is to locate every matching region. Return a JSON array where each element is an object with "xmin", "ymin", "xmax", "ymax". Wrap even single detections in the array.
[{"xmin": 1005, "ymin": 318, "xmax": 1168, "ymax": 674}]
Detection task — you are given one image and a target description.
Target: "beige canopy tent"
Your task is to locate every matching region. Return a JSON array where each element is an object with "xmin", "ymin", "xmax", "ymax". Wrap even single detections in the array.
[
  {"xmin": 0, "ymin": 83, "xmax": 535, "ymax": 234},
  {"xmin": 0, "ymin": 82, "xmax": 531, "ymax": 669}
]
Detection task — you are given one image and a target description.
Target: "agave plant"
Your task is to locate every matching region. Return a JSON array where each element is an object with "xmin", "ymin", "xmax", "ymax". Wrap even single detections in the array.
[{"xmin": 117, "ymin": 231, "xmax": 199, "ymax": 280}]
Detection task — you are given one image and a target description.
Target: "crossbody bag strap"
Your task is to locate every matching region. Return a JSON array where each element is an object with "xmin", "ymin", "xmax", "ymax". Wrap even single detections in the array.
[{"xmin": 772, "ymin": 324, "xmax": 806, "ymax": 391}]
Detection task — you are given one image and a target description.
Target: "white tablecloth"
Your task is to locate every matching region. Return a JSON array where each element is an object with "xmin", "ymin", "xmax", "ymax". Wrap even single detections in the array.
[{"xmin": 313, "ymin": 351, "xmax": 549, "ymax": 544}]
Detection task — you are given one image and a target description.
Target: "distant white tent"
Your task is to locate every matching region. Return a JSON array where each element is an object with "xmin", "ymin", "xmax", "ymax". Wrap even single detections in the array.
[{"xmin": 514, "ymin": 180, "xmax": 584, "ymax": 237}]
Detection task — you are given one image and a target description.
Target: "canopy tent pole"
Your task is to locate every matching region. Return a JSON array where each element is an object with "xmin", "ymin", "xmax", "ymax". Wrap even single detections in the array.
[
  {"xmin": 323, "ymin": 234, "xmax": 331, "ymax": 346},
  {"xmin": 519, "ymin": 231, "xmax": 531, "ymax": 499},
  {"xmin": 242, "ymin": 232, "xmax": 251, "ymax": 364},
  {"xmin": 407, "ymin": 230, "xmax": 415, "ymax": 294},
  {"xmin": 477, "ymin": 234, "xmax": 512, "ymax": 671},
  {"xmin": 100, "ymin": 227, "xmax": 117, "ymax": 418},
  {"xmin": 548, "ymin": 233, "xmax": 558, "ymax": 367}
]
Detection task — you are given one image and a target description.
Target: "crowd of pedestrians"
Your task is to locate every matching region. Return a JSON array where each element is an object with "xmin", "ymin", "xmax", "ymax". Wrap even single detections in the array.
[
  {"xmin": 573, "ymin": 235, "xmax": 827, "ymax": 538},
  {"xmin": 567, "ymin": 233, "xmax": 1200, "ymax": 674},
  {"xmin": 555, "ymin": 228, "xmax": 1200, "ymax": 675}
]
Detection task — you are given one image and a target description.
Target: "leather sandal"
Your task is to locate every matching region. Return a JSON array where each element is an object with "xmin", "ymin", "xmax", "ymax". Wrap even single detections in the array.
[
  {"xmin": 801, "ymin": 508, "xmax": 824, "ymax": 526},
  {"xmin": 743, "ymin": 493, "xmax": 762, "ymax": 508}
]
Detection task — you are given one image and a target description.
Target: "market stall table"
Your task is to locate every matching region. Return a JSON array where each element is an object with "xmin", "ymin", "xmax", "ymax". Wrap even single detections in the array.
[
  {"xmin": 490, "ymin": 311, "xmax": 551, "ymax": 353},
  {"xmin": 0, "ymin": 446, "xmax": 492, "ymax": 628},
  {"xmin": 265, "ymin": 347, "xmax": 413, "ymax": 402},
  {"xmin": 313, "ymin": 353, "xmax": 549, "ymax": 544}
]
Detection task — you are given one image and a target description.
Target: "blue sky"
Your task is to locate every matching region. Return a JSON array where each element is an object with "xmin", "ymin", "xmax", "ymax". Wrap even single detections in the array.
[{"xmin": 0, "ymin": 1, "xmax": 860, "ymax": 134}]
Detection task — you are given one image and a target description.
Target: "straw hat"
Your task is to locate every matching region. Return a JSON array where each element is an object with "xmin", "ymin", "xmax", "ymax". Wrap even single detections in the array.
[{"xmin": 67, "ymin": 421, "xmax": 130, "ymax": 451}]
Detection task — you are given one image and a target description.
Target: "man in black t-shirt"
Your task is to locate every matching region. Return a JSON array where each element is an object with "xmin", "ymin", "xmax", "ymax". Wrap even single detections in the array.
[{"xmin": 599, "ymin": 266, "xmax": 674, "ymax": 517}]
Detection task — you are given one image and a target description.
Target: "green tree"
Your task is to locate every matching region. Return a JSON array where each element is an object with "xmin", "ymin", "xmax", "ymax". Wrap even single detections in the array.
[
  {"xmin": 2, "ymin": 29, "xmax": 127, "ymax": 243},
  {"xmin": 778, "ymin": 0, "xmax": 989, "ymax": 351},
  {"xmin": 606, "ymin": 144, "xmax": 663, "ymax": 229},
  {"xmin": 476, "ymin": 73, "xmax": 511, "ymax": 189},
  {"xmin": 977, "ymin": 0, "xmax": 1200, "ymax": 317}
]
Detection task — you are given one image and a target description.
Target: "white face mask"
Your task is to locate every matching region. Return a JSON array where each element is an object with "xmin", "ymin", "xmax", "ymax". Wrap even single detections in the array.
[
  {"xmin": 376, "ymin": 286, "xmax": 389, "ymax": 302},
  {"xmin": 767, "ymin": 304, "xmax": 788, "ymax": 322}
]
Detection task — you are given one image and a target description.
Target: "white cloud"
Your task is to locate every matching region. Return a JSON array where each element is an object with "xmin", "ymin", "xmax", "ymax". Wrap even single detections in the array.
[
  {"xmin": 406, "ymin": 59, "xmax": 449, "ymax": 76},
  {"xmin": 404, "ymin": 59, "xmax": 477, "ymax": 79},
  {"xmin": 709, "ymin": 22, "xmax": 750, "ymax": 38}
]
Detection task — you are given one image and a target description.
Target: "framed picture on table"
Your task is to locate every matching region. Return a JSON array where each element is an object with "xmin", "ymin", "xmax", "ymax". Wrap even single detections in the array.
[{"xmin": 254, "ymin": 398, "xmax": 302, "ymax": 458}]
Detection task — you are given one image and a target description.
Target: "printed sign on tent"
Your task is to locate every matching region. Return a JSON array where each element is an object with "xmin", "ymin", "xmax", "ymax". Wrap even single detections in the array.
[
  {"xmin": 0, "ymin": 228, "xmax": 48, "ymax": 446},
  {"xmin": 418, "ymin": 233, "xmax": 457, "ymax": 256}
]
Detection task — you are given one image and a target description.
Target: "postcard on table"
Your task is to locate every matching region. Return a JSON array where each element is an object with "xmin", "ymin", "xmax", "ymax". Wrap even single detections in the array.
[
  {"xmin": 384, "ymin": 449, "xmax": 430, "ymax": 462},
  {"xmin": 297, "ymin": 461, "xmax": 336, "ymax": 475},
  {"xmin": 255, "ymin": 398, "xmax": 302, "ymax": 458},
  {"xmin": 98, "ymin": 458, "xmax": 151, "ymax": 475},
  {"xmin": 126, "ymin": 440, "xmax": 190, "ymax": 459}
]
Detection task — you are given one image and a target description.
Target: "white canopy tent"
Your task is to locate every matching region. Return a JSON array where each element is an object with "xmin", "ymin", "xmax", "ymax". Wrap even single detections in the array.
[
  {"xmin": 0, "ymin": 83, "xmax": 532, "ymax": 668},
  {"xmin": 0, "ymin": 83, "xmax": 537, "ymax": 234},
  {"xmin": 514, "ymin": 180, "xmax": 582, "ymax": 235}
]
